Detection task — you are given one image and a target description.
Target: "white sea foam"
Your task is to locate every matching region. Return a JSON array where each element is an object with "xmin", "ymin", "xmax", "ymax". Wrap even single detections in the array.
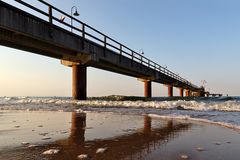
[
  {"xmin": 148, "ymin": 114, "xmax": 240, "ymax": 130},
  {"xmin": 1, "ymin": 96, "xmax": 240, "ymax": 131},
  {"xmin": 1, "ymin": 97, "xmax": 240, "ymax": 112}
]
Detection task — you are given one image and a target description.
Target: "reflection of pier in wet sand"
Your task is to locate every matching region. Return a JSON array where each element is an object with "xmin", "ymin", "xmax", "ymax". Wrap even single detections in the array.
[{"xmin": 55, "ymin": 112, "xmax": 191, "ymax": 160}]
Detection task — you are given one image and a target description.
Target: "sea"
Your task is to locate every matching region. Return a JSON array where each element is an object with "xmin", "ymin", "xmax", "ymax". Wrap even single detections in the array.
[{"xmin": 1, "ymin": 96, "xmax": 240, "ymax": 130}]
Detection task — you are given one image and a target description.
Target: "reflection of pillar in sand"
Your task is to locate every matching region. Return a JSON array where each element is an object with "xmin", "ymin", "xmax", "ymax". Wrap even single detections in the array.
[
  {"xmin": 167, "ymin": 120, "xmax": 173, "ymax": 129},
  {"xmin": 144, "ymin": 115, "xmax": 152, "ymax": 134},
  {"xmin": 69, "ymin": 112, "xmax": 86, "ymax": 145}
]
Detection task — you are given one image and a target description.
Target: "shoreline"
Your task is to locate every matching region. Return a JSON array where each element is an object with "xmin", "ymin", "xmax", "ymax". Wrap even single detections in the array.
[
  {"xmin": 0, "ymin": 110, "xmax": 240, "ymax": 160},
  {"xmin": 2, "ymin": 108, "xmax": 240, "ymax": 132}
]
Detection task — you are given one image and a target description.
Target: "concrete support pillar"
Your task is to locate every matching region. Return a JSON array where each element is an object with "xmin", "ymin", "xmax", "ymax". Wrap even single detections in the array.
[
  {"xmin": 189, "ymin": 90, "xmax": 192, "ymax": 97},
  {"xmin": 200, "ymin": 91, "xmax": 205, "ymax": 97},
  {"xmin": 179, "ymin": 88, "xmax": 184, "ymax": 97},
  {"xmin": 144, "ymin": 81, "xmax": 152, "ymax": 98},
  {"xmin": 72, "ymin": 65, "xmax": 87, "ymax": 100},
  {"xmin": 168, "ymin": 85, "xmax": 173, "ymax": 97},
  {"xmin": 185, "ymin": 90, "xmax": 190, "ymax": 97}
]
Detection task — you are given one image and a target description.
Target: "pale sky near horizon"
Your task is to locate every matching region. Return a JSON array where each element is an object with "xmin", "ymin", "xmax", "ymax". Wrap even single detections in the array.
[{"xmin": 1, "ymin": 0, "xmax": 240, "ymax": 97}]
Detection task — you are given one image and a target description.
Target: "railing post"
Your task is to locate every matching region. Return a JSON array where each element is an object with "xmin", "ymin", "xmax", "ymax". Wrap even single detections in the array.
[
  {"xmin": 48, "ymin": 6, "xmax": 52, "ymax": 24},
  {"xmin": 82, "ymin": 24, "xmax": 85, "ymax": 50},
  {"xmin": 131, "ymin": 51, "xmax": 134, "ymax": 67},
  {"xmin": 104, "ymin": 36, "xmax": 107, "ymax": 57},
  {"xmin": 119, "ymin": 45, "xmax": 122, "ymax": 63},
  {"xmin": 48, "ymin": 6, "xmax": 53, "ymax": 38}
]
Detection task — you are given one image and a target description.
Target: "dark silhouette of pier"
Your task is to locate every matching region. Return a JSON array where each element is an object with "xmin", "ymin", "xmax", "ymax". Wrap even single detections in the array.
[
  {"xmin": 0, "ymin": 0, "xmax": 209, "ymax": 100},
  {"xmin": 54, "ymin": 112, "xmax": 191, "ymax": 160}
]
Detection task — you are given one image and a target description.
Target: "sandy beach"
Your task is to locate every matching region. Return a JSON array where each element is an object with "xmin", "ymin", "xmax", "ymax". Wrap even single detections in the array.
[
  {"xmin": 1, "ymin": 0, "xmax": 240, "ymax": 159},
  {"xmin": 0, "ymin": 110, "xmax": 240, "ymax": 160}
]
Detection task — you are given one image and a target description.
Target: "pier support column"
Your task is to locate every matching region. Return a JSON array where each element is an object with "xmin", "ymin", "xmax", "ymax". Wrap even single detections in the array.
[
  {"xmin": 72, "ymin": 65, "xmax": 87, "ymax": 100},
  {"xmin": 168, "ymin": 85, "xmax": 173, "ymax": 97},
  {"xmin": 200, "ymin": 91, "xmax": 205, "ymax": 97},
  {"xmin": 179, "ymin": 88, "xmax": 184, "ymax": 97},
  {"xmin": 144, "ymin": 81, "xmax": 152, "ymax": 98},
  {"xmin": 185, "ymin": 90, "xmax": 190, "ymax": 97}
]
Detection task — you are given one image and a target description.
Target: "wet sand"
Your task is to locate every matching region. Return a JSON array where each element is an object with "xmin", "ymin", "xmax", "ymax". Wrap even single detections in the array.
[{"xmin": 0, "ymin": 110, "xmax": 240, "ymax": 160}]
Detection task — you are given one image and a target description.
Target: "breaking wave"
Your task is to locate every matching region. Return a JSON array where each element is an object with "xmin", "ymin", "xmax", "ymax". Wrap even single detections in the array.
[
  {"xmin": 1, "ymin": 96, "xmax": 240, "ymax": 112},
  {"xmin": 1, "ymin": 96, "xmax": 240, "ymax": 131}
]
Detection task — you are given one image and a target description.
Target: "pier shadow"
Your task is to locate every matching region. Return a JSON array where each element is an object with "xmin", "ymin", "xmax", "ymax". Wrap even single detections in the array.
[
  {"xmin": 68, "ymin": 112, "xmax": 86, "ymax": 146},
  {"xmin": 55, "ymin": 113, "xmax": 191, "ymax": 160}
]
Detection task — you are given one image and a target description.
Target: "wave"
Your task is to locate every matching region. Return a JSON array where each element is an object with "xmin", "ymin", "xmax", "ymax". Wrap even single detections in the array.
[
  {"xmin": 1, "ymin": 96, "xmax": 240, "ymax": 131},
  {"xmin": 148, "ymin": 114, "xmax": 240, "ymax": 131},
  {"xmin": 1, "ymin": 96, "xmax": 240, "ymax": 112}
]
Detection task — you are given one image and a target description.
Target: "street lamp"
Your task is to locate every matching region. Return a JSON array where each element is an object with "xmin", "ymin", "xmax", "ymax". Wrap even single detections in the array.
[
  {"xmin": 71, "ymin": 6, "xmax": 80, "ymax": 32},
  {"xmin": 201, "ymin": 80, "xmax": 207, "ymax": 90},
  {"xmin": 139, "ymin": 49, "xmax": 144, "ymax": 55}
]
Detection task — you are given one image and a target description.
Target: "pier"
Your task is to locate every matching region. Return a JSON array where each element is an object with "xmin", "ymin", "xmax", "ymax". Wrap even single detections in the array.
[{"xmin": 0, "ymin": 0, "xmax": 207, "ymax": 100}]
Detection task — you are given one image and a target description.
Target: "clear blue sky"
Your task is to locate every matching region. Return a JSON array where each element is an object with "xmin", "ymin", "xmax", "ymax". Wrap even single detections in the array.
[{"xmin": 1, "ymin": 0, "xmax": 240, "ymax": 97}]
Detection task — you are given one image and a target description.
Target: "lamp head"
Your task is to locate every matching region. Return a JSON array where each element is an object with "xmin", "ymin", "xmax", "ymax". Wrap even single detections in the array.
[{"xmin": 73, "ymin": 10, "xmax": 80, "ymax": 16}]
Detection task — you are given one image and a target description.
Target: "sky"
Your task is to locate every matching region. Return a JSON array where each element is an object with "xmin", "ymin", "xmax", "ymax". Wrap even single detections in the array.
[{"xmin": 1, "ymin": 0, "xmax": 240, "ymax": 97}]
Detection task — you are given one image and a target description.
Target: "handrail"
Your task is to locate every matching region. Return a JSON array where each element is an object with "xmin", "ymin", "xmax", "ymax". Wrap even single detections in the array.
[{"xmin": 12, "ymin": 0, "xmax": 199, "ymax": 89}]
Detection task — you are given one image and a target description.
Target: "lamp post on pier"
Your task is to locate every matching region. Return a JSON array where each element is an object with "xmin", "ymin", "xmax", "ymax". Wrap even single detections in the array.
[{"xmin": 71, "ymin": 6, "xmax": 80, "ymax": 32}]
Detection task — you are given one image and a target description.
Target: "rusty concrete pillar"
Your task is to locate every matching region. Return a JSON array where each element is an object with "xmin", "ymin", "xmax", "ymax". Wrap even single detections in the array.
[
  {"xmin": 200, "ymin": 91, "xmax": 205, "ymax": 97},
  {"xmin": 144, "ymin": 81, "xmax": 152, "ymax": 98},
  {"xmin": 179, "ymin": 88, "xmax": 184, "ymax": 97},
  {"xmin": 189, "ymin": 90, "xmax": 192, "ymax": 97},
  {"xmin": 168, "ymin": 85, "xmax": 173, "ymax": 97},
  {"xmin": 72, "ymin": 65, "xmax": 87, "ymax": 100},
  {"xmin": 185, "ymin": 89, "xmax": 190, "ymax": 97}
]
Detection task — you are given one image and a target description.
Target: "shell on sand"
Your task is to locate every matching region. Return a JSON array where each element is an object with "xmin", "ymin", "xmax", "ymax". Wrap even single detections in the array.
[
  {"xmin": 42, "ymin": 137, "xmax": 51, "ymax": 140},
  {"xmin": 196, "ymin": 147, "xmax": 205, "ymax": 151},
  {"xmin": 21, "ymin": 142, "xmax": 30, "ymax": 145},
  {"xmin": 60, "ymin": 131, "xmax": 68, "ymax": 134},
  {"xmin": 39, "ymin": 132, "xmax": 48, "ymax": 136},
  {"xmin": 77, "ymin": 154, "xmax": 89, "ymax": 159},
  {"xmin": 28, "ymin": 144, "xmax": 39, "ymax": 148},
  {"xmin": 96, "ymin": 147, "xmax": 108, "ymax": 154},
  {"xmin": 180, "ymin": 154, "xmax": 188, "ymax": 159},
  {"xmin": 42, "ymin": 149, "xmax": 60, "ymax": 155}
]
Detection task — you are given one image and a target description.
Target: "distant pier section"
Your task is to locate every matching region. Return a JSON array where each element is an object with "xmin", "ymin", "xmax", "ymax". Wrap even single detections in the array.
[{"xmin": 0, "ymin": 0, "xmax": 214, "ymax": 99}]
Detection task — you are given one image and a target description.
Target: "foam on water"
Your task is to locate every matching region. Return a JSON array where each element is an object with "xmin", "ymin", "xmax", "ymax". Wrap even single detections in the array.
[
  {"xmin": 148, "ymin": 114, "xmax": 240, "ymax": 130},
  {"xmin": 1, "ymin": 96, "xmax": 240, "ymax": 131},
  {"xmin": 1, "ymin": 96, "xmax": 240, "ymax": 111}
]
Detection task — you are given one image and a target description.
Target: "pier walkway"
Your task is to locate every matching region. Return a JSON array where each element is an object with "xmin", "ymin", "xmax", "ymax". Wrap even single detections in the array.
[{"xmin": 0, "ymin": 0, "xmax": 204, "ymax": 99}]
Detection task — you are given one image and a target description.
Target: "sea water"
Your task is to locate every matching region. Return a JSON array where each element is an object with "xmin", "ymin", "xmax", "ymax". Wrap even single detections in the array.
[{"xmin": 1, "ymin": 96, "xmax": 240, "ymax": 130}]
